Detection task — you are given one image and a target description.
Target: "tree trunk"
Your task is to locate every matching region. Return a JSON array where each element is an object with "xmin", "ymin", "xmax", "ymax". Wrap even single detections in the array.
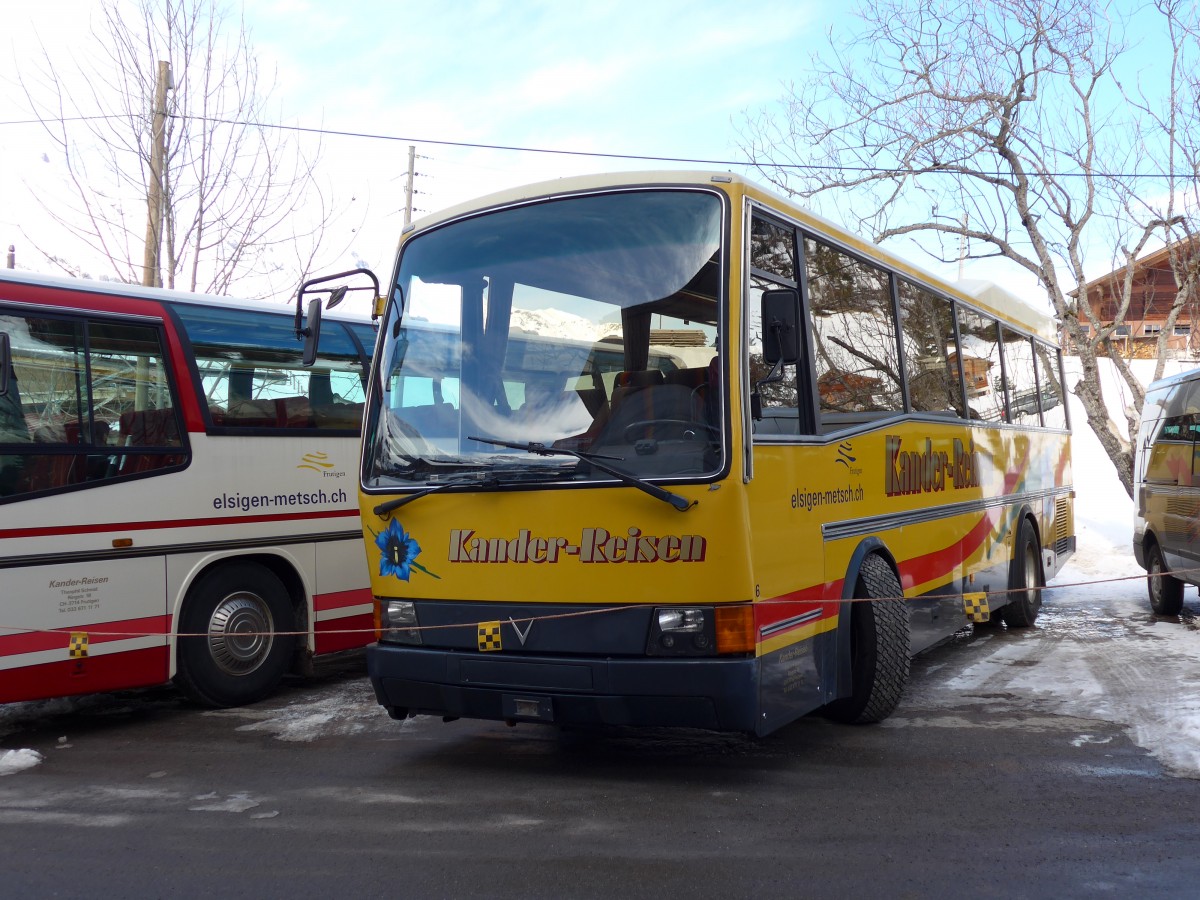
[{"xmin": 1072, "ymin": 337, "xmax": 1134, "ymax": 497}]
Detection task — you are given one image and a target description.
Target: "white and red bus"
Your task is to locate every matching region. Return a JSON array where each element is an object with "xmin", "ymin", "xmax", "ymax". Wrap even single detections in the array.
[{"xmin": 0, "ymin": 270, "xmax": 375, "ymax": 706}]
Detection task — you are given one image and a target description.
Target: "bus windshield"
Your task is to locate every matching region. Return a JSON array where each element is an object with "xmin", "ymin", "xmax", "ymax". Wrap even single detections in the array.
[{"xmin": 366, "ymin": 188, "xmax": 725, "ymax": 487}]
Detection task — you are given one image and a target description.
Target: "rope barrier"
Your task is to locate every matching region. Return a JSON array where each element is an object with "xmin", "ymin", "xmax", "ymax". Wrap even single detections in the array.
[{"xmin": 1, "ymin": 566, "xmax": 1183, "ymax": 643}]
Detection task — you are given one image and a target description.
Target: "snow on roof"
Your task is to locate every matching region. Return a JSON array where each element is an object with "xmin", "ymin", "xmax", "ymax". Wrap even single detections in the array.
[{"xmin": 955, "ymin": 279, "xmax": 1057, "ymax": 340}]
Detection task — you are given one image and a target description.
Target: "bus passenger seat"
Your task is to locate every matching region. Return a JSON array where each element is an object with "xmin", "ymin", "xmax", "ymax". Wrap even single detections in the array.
[
  {"xmin": 222, "ymin": 398, "xmax": 279, "ymax": 428},
  {"xmin": 276, "ymin": 396, "xmax": 314, "ymax": 429},
  {"xmin": 120, "ymin": 409, "xmax": 181, "ymax": 447},
  {"xmin": 608, "ymin": 369, "xmax": 664, "ymax": 417}
]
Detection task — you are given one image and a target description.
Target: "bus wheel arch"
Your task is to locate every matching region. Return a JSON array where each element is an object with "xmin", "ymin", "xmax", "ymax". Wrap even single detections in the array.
[
  {"xmin": 824, "ymin": 545, "xmax": 910, "ymax": 724},
  {"xmin": 1144, "ymin": 534, "xmax": 1184, "ymax": 616},
  {"xmin": 1001, "ymin": 513, "xmax": 1044, "ymax": 628},
  {"xmin": 174, "ymin": 558, "xmax": 301, "ymax": 708}
]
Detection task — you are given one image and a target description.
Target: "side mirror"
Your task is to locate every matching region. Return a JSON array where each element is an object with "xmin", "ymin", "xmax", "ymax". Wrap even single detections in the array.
[
  {"xmin": 761, "ymin": 288, "xmax": 801, "ymax": 365},
  {"xmin": 293, "ymin": 268, "xmax": 381, "ymax": 365},
  {"xmin": 752, "ymin": 288, "xmax": 802, "ymax": 421},
  {"xmin": 302, "ymin": 298, "xmax": 323, "ymax": 367}
]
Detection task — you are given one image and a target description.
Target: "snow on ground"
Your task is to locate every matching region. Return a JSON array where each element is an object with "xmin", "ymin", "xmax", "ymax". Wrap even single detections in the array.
[
  {"xmin": 896, "ymin": 356, "xmax": 1200, "ymax": 777},
  {"xmin": 1041, "ymin": 357, "xmax": 1200, "ymax": 777},
  {"xmin": 3, "ymin": 357, "xmax": 1200, "ymax": 777},
  {"xmin": 201, "ymin": 676, "xmax": 387, "ymax": 742},
  {"xmin": 0, "ymin": 748, "xmax": 44, "ymax": 776}
]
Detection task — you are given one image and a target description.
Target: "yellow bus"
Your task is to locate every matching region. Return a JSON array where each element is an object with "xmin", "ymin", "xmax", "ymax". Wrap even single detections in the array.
[{"xmin": 344, "ymin": 171, "xmax": 1073, "ymax": 735}]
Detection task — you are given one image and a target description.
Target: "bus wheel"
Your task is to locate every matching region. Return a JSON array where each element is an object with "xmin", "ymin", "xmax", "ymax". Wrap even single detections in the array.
[
  {"xmin": 1001, "ymin": 518, "xmax": 1043, "ymax": 628},
  {"xmin": 175, "ymin": 562, "xmax": 296, "ymax": 708},
  {"xmin": 1147, "ymin": 541, "xmax": 1184, "ymax": 616},
  {"xmin": 824, "ymin": 554, "xmax": 910, "ymax": 724}
]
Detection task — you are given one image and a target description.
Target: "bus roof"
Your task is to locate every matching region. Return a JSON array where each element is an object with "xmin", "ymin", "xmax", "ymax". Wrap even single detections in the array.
[
  {"xmin": 0, "ymin": 268, "xmax": 372, "ymax": 325},
  {"xmin": 399, "ymin": 169, "xmax": 1057, "ymax": 342}
]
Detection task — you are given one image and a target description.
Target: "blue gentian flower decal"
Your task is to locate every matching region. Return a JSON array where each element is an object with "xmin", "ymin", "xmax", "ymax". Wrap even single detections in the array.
[{"xmin": 374, "ymin": 519, "xmax": 439, "ymax": 581}]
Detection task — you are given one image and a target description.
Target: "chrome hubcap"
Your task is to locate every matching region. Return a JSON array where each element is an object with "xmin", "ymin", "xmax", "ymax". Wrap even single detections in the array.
[
  {"xmin": 206, "ymin": 593, "xmax": 274, "ymax": 676},
  {"xmin": 1023, "ymin": 544, "xmax": 1041, "ymax": 606}
]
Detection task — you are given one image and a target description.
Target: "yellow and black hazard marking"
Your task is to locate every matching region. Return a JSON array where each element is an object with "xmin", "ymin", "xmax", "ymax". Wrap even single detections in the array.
[
  {"xmin": 962, "ymin": 592, "xmax": 991, "ymax": 623},
  {"xmin": 478, "ymin": 621, "xmax": 502, "ymax": 652},
  {"xmin": 68, "ymin": 632, "xmax": 89, "ymax": 658}
]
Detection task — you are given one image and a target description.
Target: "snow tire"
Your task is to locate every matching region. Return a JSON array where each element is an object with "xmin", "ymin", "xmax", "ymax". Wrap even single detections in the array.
[
  {"xmin": 823, "ymin": 553, "xmax": 910, "ymax": 724},
  {"xmin": 175, "ymin": 562, "xmax": 296, "ymax": 708},
  {"xmin": 1147, "ymin": 540, "xmax": 1184, "ymax": 616}
]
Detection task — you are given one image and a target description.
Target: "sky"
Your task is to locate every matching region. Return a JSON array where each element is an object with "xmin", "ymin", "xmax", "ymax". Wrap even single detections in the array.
[
  {"xmin": 0, "ymin": 0, "xmax": 823, "ymax": 300},
  {"xmin": 0, "ymin": 0, "xmax": 1176, "ymax": 311}
]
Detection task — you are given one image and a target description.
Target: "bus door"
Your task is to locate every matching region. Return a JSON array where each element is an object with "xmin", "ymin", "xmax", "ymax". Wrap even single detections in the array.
[{"xmin": 0, "ymin": 307, "xmax": 182, "ymax": 701}]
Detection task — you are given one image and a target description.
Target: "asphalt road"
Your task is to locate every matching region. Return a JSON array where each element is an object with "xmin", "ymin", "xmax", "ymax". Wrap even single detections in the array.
[{"xmin": 2, "ymin": 617, "xmax": 1200, "ymax": 899}]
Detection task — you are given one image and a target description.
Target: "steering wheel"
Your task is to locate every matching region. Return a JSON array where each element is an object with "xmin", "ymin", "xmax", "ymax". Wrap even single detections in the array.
[{"xmin": 622, "ymin": 418, "xmax": 719, "ymax": 443}]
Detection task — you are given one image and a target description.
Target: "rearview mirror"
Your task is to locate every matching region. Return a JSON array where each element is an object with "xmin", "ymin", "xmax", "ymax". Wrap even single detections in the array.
[
  {"xmin": 761, "ymin": 288, "xmax": 801, "ymax": 365},
  {"xmin": 302, "ymin": 298, "xmax": 323, "ymax": 367},
  {"xmin": 293, "ymin": 268, "xmax": 382, "ymax": 366}
]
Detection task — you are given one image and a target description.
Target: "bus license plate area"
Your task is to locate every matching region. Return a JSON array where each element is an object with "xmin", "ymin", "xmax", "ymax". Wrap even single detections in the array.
[{"xmin": 502, "ymin": 694, "xmax": 554, "ymax": 722}]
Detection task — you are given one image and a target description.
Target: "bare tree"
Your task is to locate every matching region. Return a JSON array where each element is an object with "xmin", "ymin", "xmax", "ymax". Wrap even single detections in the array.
[
  {"xmin": 738, "ymin": 0, "xmax": 1200, "ymax": 497},
  {"xmin": 1121, "ymin": 0, "xmax": 1200, "ymax": 384},
  {"xmin": 18, "ymin": 0, "xmax": 351, "ymax": 297}
]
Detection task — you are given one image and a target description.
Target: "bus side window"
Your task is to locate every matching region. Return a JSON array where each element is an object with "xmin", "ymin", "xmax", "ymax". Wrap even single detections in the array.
[
  {"xmin": 805, "ymin": 235, "xmax": 902, "ymax": 418},
  {"xmin": 749, "ymin": 214, "xmax": 803, "ymax": 437},
  {"xmin": 1034, "ymin": 342, "xmax": 1067, "ymax": 429},
  {"xmin": 956, "ymin": 308, "xmax": 1005, "ymax": 422},
  {"xmin": 0, "ymin": 341, "xmax": 31, "ymax": 496},
  {"xmin": 1001, "ymin": 327, "xmax": 1039, "ymax": 425},
  {"xmin": 898, "ymin": 280, "xmax": 965, "ymax": 417},
  {"xmin": 0, "ymin": 314, "xmax": 181, "ymax": 498},
  {"xmin": 177, "ymin": 306, "xmax": 368, "ymax": 433}
]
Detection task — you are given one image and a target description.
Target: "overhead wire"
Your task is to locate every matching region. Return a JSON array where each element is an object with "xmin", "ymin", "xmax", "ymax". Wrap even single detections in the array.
[{"xmin": 1, "ymin": 112, "xmax": 1195, "ymax": 181}]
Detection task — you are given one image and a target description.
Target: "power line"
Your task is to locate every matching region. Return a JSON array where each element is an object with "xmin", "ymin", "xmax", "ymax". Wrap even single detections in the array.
[
  {"xmin": 1, "ymin": 115, "xmax": 127, "ymax": 126},
  {"xmin": 165, "ymin": 115, "xmax": 1200, "ymax": 182},
  {"xmin": 3, "ymin": 112, "xmax": 1198, "ymax": 181}
]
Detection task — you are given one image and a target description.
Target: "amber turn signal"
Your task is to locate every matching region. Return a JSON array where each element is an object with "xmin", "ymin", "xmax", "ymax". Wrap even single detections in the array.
[{"xmin": 714, "ymin": 604, "xmax": 755, "ymax": 654}]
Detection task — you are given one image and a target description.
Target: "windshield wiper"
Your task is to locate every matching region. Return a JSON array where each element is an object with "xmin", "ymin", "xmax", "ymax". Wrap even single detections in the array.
[
  {"xmin": 371, "ymin": 473, "xmax": 500, "ymax": 518},
  {"xmin": 467, "ymin": 436, "xmax": 696, "ymax": 512}
]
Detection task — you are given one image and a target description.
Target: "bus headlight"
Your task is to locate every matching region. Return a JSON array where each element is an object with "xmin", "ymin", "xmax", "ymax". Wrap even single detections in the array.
[
  {"xmin": 657, "ymin": 608, "xmax": 705, "ymax": 633},
  {"xmin": 381, "ymin": 599, "xmax": 422, "ymax": 645},
  {"xmin": 647, "ymin": 606, "xmax": 714, "ymax": 656}
]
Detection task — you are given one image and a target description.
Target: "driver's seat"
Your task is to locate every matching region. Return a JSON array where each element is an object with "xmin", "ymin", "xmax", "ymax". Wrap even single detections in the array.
[{"xmin": 593, "ymin": 379, "xmax": 700, "ymax": 448}]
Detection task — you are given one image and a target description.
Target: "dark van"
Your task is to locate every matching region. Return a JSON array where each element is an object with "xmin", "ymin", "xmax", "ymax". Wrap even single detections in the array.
[{"xmin": 1134, "ymin": 368, "xmax": 1200, "ymax": 614}]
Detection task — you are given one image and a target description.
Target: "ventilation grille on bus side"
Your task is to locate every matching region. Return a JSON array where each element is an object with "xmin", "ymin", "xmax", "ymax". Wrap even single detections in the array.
[{"xmin": 1054, "ymin": 496, "xmax": 1071, "ymax": 555}]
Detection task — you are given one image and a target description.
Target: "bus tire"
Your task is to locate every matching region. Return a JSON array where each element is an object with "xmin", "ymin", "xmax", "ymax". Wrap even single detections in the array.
[
  {"xmin": 175, "ymin": 562, "xmax": 296, "ymax": 708},
  {"xmin": 1146, "ymin": 541, "xmax": 1184, "ymax": 616},
  {"xmin": 824, "ymin": 554, "xmax": 910, "ymax": 724},
  {"xmin": 1001, "ymin": 518, "xmax": 1043, "ymax": 628}
]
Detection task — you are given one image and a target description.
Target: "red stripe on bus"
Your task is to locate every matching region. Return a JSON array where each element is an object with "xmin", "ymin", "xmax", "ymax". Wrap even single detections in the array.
[
  {"xmin": 898, "ymin": 511, "xmax": 998, "ymax": 590},
  {"xmin": 314, "ymin": 588, "xmax": 373, "ymax": 613},
  {"xmin": 754, "ymin": 598, "xmax": 839, "ymax": 636},
  {"xmin": 314, "ymin": 612, "xmax": 375, "ymax": 655},
  {"xmin": 0, "ymin": 646, "xmax": 170, "ymax": 704},
  {"xmin": 0, "ymin": 508, "xmax": 359, "ymax": 541},
  {"xmin": 0, "ymin": 615, "xmax": 172, "ymax": 657},
  {"xmin": 760, "ymin": 508, "xmax": 1004, "ymax": 620}
]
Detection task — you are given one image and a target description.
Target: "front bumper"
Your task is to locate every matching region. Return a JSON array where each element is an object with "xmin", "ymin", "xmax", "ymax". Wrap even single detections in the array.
[{"xmin": 367, "ymin": 643, "xmax": 760, "ymax": 733}]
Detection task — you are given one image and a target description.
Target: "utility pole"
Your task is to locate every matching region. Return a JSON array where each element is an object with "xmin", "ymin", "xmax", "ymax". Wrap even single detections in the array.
[
  {"xmin": 403, "ymin": 145, "xmax": 416, "ymax": 226},
  {"xmin": 142, "ymin": 60, "xmax": 171, "ymax": 288}
]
